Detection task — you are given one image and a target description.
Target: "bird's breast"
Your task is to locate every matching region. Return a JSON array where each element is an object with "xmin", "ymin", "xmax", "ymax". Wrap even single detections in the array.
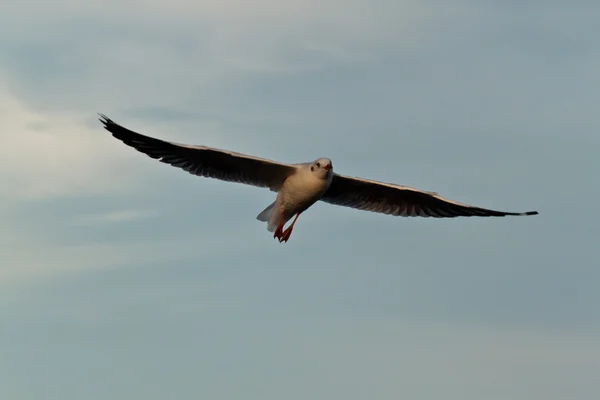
[{"xmin": 280, "ymin": 171, "xmax": 331, "ymax": 212}]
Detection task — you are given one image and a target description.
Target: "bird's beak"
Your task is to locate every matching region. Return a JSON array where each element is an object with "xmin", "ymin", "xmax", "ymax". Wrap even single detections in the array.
[{"xmin": 324, "ymin": 164, "xmax": 332, "ymax": 171}]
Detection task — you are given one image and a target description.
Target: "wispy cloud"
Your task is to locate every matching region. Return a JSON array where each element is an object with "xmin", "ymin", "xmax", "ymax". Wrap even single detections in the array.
[
  {"xmin": 0, "ymin": 79, "xmax": 142, "ymax": 200},
  {"xmin": 68, "ymin": 209, "xmax": 158, "ymax": 227},
  {"xmin": 0, "ymin": 0, "xmax": 446, "ymax": 117},
  {"xmin": 0, "ymin": 221, "xmax": 272, "ymax": 287}
]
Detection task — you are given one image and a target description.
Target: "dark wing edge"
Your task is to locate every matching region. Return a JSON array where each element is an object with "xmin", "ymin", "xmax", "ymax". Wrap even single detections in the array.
[
  {"xmin": 320, "ymin": 174, "xmax": 539, "ymax": 218},
  {"xmin": 98, "ymin": 113, "xmax": 297, "ymax": 191}
]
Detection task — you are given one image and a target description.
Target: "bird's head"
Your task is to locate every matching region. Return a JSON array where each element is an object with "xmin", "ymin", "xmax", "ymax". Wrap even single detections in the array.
[{"xmin": 310, "ymin": 158, "xmax": 333, "ymax": 179}]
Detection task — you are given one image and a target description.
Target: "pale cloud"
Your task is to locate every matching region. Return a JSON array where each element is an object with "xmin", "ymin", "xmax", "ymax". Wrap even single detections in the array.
[
  {"xmin": 0, "ymin": 78, "xmax": 140, "ymax": 200},
  {"xmin": 0, "ymin": 220, "xmax": 272, "ymax": 287},
  {"xmin": 2, "ymin": 0, "xmax": 438, "ymax": 38},
  {"xmin": 0, "ymin": 0, "xmax": 449, "ymax": 116},
  {"xmin": 68, "ymin": 209, "xmax": 158, "ymax": 227},
  {"xmin": 0, "ymin": 74, "xmax": 245, "ymax": 202},
  {"xmin": 273, "ymin": 319, "xmax": 600, "ymax": 400}
]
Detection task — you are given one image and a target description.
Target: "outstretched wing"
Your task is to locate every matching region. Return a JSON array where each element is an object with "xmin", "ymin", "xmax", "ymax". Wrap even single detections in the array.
[
  {"xmin": 99, "ymin": 114, "xmax": 298, "ymax": 191},
  {"xmin": 321, "ymin": 174, "xmax": 538, "ymax": 218}
]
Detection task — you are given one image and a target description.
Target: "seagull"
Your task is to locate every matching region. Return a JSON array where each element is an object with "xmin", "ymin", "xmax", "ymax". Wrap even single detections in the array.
[{"xmin": 98, "ymin": 114, "xmax": 538, "ymax": 243}]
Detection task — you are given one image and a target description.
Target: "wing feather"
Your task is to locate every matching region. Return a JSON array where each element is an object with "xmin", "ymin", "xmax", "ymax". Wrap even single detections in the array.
[
  {"xmin": 321, "ymin": 174, "xmax": 538, "ymax": 218},
  {"xmin": 99, "ymin": 114, "xmax": 297, "ymax": 191}
]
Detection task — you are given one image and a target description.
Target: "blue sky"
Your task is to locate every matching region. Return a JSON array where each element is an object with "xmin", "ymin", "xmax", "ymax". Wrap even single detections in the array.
[{"xmin": 1, "ymin": 1, "xmax": 599, "ymax": 399}]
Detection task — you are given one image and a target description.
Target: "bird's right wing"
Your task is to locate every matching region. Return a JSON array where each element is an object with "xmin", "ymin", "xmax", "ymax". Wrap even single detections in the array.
[
  {"xmin": 99, "ymin": 114, "xmax": 298, "ymax": 191},
  {"xmin": 321, "ymin": 173, "xmax": 539, "ymax": 218}
]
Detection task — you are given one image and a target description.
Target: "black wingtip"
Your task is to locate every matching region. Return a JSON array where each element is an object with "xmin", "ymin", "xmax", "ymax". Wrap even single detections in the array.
[
  {"xmin": 98, "ymin": 113, "xmax": 111, "ymax": 128},
  {"xmin": 524, "ymin": 211, "xmax": 539, "ymax": 216}
]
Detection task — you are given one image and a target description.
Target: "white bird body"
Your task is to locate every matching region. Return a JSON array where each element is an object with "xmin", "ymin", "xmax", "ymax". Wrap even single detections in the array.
[
  {"xmin": 98, "ymin": 114, "xmax": 538, "ymax": 243},
  {"xmin": 258, "ymin": 160, "xmax": 334, "ymax": 232}
]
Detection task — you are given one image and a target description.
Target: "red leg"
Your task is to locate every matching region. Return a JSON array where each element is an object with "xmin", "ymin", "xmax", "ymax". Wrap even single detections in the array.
[
  {"xmin": 273, "ymin": 210, "xmax": 286, "ymax": 241},
  {"xmin": 279, "ymin": 213, "xmax": 300, "ymax": 243}
]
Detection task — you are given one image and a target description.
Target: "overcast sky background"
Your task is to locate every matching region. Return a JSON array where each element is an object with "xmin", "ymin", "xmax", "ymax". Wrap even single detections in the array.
[{"xmin": 1, "ymin": 1, "xmax": 599, "ymax": 399}]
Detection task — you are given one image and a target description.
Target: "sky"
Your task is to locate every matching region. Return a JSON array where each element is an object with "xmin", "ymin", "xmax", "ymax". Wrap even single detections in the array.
[{"xmin": 1, "ymin": 1, "xmax": 599, "ymax": 399}]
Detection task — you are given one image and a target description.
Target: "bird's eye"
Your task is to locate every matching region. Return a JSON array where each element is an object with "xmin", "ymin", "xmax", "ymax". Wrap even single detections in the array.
[{"xmin": 316, "ymin": 162, "xmax": 321, "ymax": 167}]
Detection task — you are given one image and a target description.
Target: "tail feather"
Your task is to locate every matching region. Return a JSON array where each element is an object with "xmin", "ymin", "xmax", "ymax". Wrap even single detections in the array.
[
  {"xmin": 257, "ymin": 201, "xmax": 290, "ymax": 232},
  {"xmin": 257, "ymin": 202, "xmax": 275, "ymax": 223},
  {"xmin": 267, "ymin": 220, "xmax": 278, "ymax": 232}
]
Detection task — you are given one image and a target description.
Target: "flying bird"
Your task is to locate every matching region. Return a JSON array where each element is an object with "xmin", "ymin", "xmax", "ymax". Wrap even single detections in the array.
[{"xmin": 98, "ymin": 114, "xmax": 538, "ymax": 243}]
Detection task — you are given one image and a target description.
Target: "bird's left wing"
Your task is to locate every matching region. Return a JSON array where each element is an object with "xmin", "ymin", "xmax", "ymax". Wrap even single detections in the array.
[
  {"xmin": 99, "ymin": 114, "xmax": 298, "ymax": 191},
  {"xmin": 320, "ymin": 174, "xmax": 538, "ymax": 218}
]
